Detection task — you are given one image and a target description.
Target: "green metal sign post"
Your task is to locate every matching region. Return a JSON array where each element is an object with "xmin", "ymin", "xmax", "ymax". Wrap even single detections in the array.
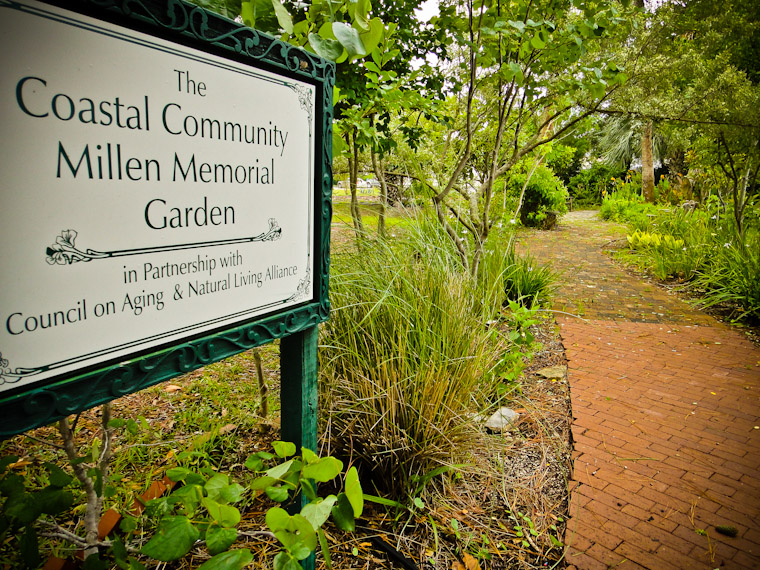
[
  {"xmin": 0, "ymin": 0, "xmax": 333, "ymax": 495},
  {"xmin": 280, "ymin": 326, "xmax": 319, "ymax": 569}
]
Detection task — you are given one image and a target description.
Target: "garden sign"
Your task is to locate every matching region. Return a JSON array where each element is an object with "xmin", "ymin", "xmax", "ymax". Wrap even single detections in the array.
[{"xmin": 0, "ymin": 0, "xmax": 334, "ymax": 448}]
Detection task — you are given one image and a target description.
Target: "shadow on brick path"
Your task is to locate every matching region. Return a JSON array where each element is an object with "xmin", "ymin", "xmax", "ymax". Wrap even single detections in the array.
[{"xmin": 518, "ymin": 210, "xmax": 760, "ymax": 570}]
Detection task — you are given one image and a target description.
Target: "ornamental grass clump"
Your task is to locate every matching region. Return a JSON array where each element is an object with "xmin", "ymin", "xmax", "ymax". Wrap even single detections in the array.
[
  {"xmin": 501, "ymin": 249, "xmax": 556, "ymax": 308},
  {"xmin": 693, "ymin": 229, "xmax": 760, "ymax": 322},
  {"xmin": 320, "ymin": 219, "xmax": 508, "ymax": 501}
]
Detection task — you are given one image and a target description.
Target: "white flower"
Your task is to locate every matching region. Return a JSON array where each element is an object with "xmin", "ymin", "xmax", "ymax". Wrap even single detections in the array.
[{"xmin": 723, "ymin": 243, "xmax": 731, "ymax": 248}]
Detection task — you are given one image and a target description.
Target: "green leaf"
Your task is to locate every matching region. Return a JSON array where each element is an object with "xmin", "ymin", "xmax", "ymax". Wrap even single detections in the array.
[
  {"xmin": 301, "ymin": 447, "xmax": 319, "ymax": 464},
  {"xmin": 351, "ymin": 0, "xmax": 371, "ymax": 32},
  {"xmin": 358, "ymin": 18, "xmax": 384, "ymax": 55},
  {"xmin": 251, "ymin": 475, "xmax": 277, "ymax": 490},
  {"xmin": 271, "ymin": 0, "xmax": 293, "ymax": 34},
  {"xmin": 308, "ymin": 33, "xmax": 344, "ymax": 61},
  {"xmin": 265, "ymin": 507, "xmax": 292, "ymax": 532},
  {"xmin": 112, "ymin": 536, "xmax": 129, "ymax": 562},
  {"xmin": 318, "ymin": 527, "xmax": 333, "ymax": 569},
  {"xmin": 19, "ymin": 524, "xmax": 39, "ymax": 568},
  {"xmin": 302, "ymin": 457, "xmax": 343, "ymax": 482},
  {"xmin": 413, "ymin": 497, "xmax": 425, "ymax": 509},
  {"xmin": 168, "ymin": 484, "xmax": 203, "ymax": 516},
  {"xmin": 120, "ymin": 515, "xmax": 138, "ymax": 533},
  {"xmin": 35, "ymin": 486, "xmax": 74, "ymax": 515},
  {"xmin": 266, "ymin": 459, "xmax": 296, "ymax": 480},
  {"xmin": 0, "ymin": 472, "xmax": 24, "ymax": 496},
  {"xmin": 205, "ymin": 524, "xmax": 238, "ymax": 555},
  {"xmin": 45, "ymin": 463, "xmax": 74, "ymax": 489},
  {"xmin": 589, "ymin": 82, "xmax": 605, "ymax": 99},
  {"xmin": 530, "ymin": 34, "xmax": 546, "ymax": 50},
  {"xmin": 83, "ymin": 553, "xmax": 108, "ymax": 570},
  {"xmin": 508, "ymin": 20, "xmax": 525, "ymax": 33},
  {"xmin": 508, "ymin": 62, "xmax": 524, "ymax": 85},
  {"xmin": 141, "ymin": 516, "xmax": 199, "ymax": 561},
  {"xmin": 273, "ymin": 551, "xmax": 302, "ymax": 570},
  {"xmin": 301, "ymin": 496, "xmax": 337, "ymax": 530},
  {"xmin": 198, "ymin": 549, "xmax": 253, "ymax": 570},
  {"xmin": 5, "ymin": 491, "xmax": 40, "ymax": 524},
  {"xmin": 267, "ymin": 509, "xmax": 317, "ymax": 559},
  {"xmin": 166, "ymin": 467, "xmax": 194, "ymax": 483},
  {"xmin": 273, "ymin": 441, "xmax": 297, "ymax": 458},
  {"xmin": 240, "ymin": 0, "xmax": 279, "ymax": 33},
  {"xmin": 332, "ymin": 22, "xmax": 366, "ymax": 58},
  {"xmin": 244, "ymin": 454, "xmax": 264, "ymax": 472},
  {"xmin": 279, "ymin": 516, "xmax": 317, "ymax": 559},
  {"xmin": 363, "ymin": 493, "xmax": 405, "ymax": 509},
  {"xmin": 125, "ymin": 419, "xmax": 139, "ymax": 435},
  {"xmin": 265, "ymin": 485, "xmax": 291, "ymax": 502},
  {"xmin": 330, "ymin": 493, "xmax": 355, "ymax": 532},
  {"xmin": 203, "ymin": 498, "xmax": 241, "ymax": 528},
  {"xmin": 219, "ymin": 483, "xmax": 245, "ymax": 504},
  {"xmin": 204, "ymin": 474, "xmax": 230, "ymax": 502},
  {"xmin": 0, "ymin": 456, "xmax": 18, "ymax": 474},
  {"xmin": 344, "ymin": 467, "xmax": 363, "ymax": 518}
]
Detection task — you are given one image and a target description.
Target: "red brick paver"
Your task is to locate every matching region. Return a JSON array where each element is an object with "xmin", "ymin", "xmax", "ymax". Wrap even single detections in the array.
[{"xmin": 519, "ymin": 211, "xmax": 760, "ymax": 569}]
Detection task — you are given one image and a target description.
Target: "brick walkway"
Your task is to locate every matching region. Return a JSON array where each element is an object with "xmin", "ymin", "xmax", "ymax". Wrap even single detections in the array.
[{"xmin": 518, "ymin": 211, "xmax": 760, "ymax": 570}]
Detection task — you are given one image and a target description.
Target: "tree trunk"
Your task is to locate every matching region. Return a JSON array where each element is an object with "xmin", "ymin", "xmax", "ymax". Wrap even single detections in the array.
[
  {"xmin": 347, "ymin": 130, "xmax": 364, "ymax": 240},
  {"xmin": 59, "ymin": 405, "xmax": 114, "ymax": 558},
  {"xmin": 641, "ymin": 121, "xmax": 656, "ymax": 203},
  {"xmin": 370, "ymin": 148, "xmax": 388, "ymax": 238}
]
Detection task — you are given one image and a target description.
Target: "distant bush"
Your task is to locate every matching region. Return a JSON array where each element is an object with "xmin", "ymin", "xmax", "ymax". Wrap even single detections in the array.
[
  {"xmin": 508, "ymin": 165, "xmax": 569, "ymax": 228},
  {"xmin": 569, "ymin": 163, "xmax": 623, "ymax": 206},
  {"xmin": 599, "ymin": 172, "xmax": 660, "ymax": 230}
]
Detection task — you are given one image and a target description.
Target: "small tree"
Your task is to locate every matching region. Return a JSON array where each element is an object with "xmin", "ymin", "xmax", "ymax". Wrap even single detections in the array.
[{"xmin": 403, "ymin": 0, "xmax": 632, "ymax": 274}]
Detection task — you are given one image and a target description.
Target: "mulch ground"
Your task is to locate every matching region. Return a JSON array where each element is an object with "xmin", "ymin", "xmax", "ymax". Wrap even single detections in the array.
[{"xmin": 518, "ymin": 211, "xmax": 760, "ymax": 570}]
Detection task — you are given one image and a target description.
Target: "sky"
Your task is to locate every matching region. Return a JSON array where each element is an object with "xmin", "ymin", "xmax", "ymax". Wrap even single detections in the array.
[{"xmin": 414, "ymin": 0, "xmax": 439, "ymax": 23}]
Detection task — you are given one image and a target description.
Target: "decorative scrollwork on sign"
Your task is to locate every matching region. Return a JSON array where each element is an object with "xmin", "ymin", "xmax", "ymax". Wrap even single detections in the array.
[
  {"xmin": 287, "ymin": 268, "xmax": 312, "ymax": 302},
  {"xmin": 0, "ymin": 353, "xmax": 42, "ymax": 386},
  {"xmin": 83, "ymin": 0, "xmax": 332, "ymax": 81},
  {"xmin": 46, "ymin": 229, "xmax": 107, "ymax": 265},
  {"xmin": 45, "ymin": 219, "xmax": 281, "ymax": 265},
  {"xmin": 288, "ymin": 84, "xmax": 314, "ymax": 126}
]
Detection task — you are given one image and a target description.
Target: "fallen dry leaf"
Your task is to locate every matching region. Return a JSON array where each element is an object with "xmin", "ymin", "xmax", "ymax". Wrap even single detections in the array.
[
  {"xmin": 462, "ymin": 552, "xmax": 481, "ymax": 570},
  {"xmin": 164, "ymin": 385, "xmax": 182, "ymax": 393}
]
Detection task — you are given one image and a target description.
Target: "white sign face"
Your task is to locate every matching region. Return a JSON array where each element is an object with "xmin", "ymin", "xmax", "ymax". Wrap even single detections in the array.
[{"xmin": 0, "ymin": 1, "xmax": 316, "ymax": 392}]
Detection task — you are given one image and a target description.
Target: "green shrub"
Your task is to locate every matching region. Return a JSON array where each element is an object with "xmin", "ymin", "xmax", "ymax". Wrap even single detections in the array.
[
  {"xmin": 509, "ymin": 165, "xmax": 569, "ymax": 227},
  {"xmin": 599, "ymin": 174, "xmax": 660, "ymax": 230},
  {"xmin": 569, "ymin": 163, "xmax": 623, "ymax": 206}
]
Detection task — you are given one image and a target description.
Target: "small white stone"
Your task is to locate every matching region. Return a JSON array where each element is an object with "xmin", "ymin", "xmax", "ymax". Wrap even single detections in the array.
[{"xmin": 484, "ymin": 407, "xmax": 520, "ymax": 431}]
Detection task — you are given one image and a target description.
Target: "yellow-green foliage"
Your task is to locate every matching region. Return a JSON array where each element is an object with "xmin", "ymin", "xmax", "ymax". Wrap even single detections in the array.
[{"xmin": 627, "ymin": 230, "xmax": 684, "ymax": 251}]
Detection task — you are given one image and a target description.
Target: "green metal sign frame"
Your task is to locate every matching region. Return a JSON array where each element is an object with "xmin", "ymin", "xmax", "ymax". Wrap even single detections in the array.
[{"xmin": 0, "ymin": 0, "xmax": 333, "ymax": 441}]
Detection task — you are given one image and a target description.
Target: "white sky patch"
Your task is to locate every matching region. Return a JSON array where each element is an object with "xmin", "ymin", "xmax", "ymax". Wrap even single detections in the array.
[{"xmin": 415, "ymin": 0, "xmax": 439, "ymax": 23}]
